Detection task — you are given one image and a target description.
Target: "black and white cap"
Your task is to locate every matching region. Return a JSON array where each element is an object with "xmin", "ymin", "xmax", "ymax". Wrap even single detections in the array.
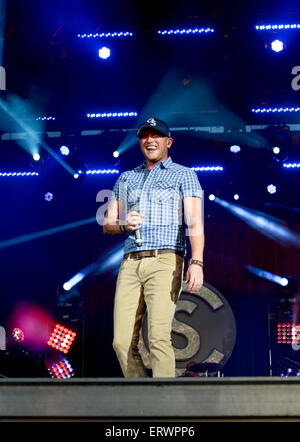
[{"xmin": 136, "ymin": 118, "xmax": 171, "ymax": 138}]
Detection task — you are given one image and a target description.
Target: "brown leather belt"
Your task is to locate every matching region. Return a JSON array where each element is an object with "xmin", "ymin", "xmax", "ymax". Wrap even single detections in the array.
[{"xmin": 124, "ymin": 249, "xmax": 184, "ymax": 260}]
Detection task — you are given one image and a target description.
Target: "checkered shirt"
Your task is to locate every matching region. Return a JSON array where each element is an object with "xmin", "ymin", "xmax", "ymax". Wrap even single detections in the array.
[{"xmin": 111, "ymin": 156, "xmax": 203, "ymax": 255}]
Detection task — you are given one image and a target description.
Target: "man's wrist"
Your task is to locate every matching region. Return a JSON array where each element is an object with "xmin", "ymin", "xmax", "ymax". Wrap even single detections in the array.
[
  {"xmin": 188, "ymin": 259, "xmax": 204, "ymax": 268},
  {"xmin": 119, "ymin": 223, "xmax": 128, "ymax": 234}
]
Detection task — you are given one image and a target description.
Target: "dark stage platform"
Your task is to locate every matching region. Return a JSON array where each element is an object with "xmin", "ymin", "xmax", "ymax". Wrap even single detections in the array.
[{"xmin": 1, "ymin": 377, "xmax": 300, "ymax": 421}]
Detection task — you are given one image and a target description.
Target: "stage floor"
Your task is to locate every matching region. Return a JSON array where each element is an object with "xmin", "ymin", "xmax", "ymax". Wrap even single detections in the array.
[{"xmin": 0, "ymin": 376, "xmax": 300, "ymax": 421}]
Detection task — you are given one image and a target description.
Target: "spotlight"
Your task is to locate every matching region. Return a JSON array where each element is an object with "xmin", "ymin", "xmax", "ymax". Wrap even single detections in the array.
[
  {"xmin": 46, "ymin": 356, "xmax": 74, "ymax": 379},
  {"xmin": 208, "ymin": 194, "xmax": 216, "ymax": 201},
  {"xmin": 271, "ymin": 39, "xmax": 284, "ymax": 52},
  {"xmin": 280, "ymin": 277, "xmax": 289, "ymax": 287},
  {"xmin": 98, "ymin": 46, "xmax": 111, "ymax": 59},
  {"xmin": 233, "ymin": 194, "xmax": 239, "ymax": 200},
  {"xmin": 73, "ymin": 173, "xmax": 79, "ymax": 179},
  {"xmin": 33, "ymin": 153, "xmax": 40, "ymax": 161},
  {"xmin": 273, "ymin": 146, "xmax": 280, "ymax": 154},
  {"xmin": 267, "ymin": 184, "xmax": 277, "ymax": 194},
  {"xmin": 113, "ymin": 151, "xmax": 119, "ymax": 158},
  {"xmin": 47, "ymin": 324, "xmax": 76, "ymax": 354},
  {"xmin": 12, "ymin": 328, "xmax": 24, "ymax": 342},
  {"xmin": 63, "ymin": 272, "xmax": 85, "ymax": 291},
  {"xmin": 230, "ymin": 145, "xmax": 241, "ymax": 153},
  {"xmin": 60, "ymin": 145, "xmax": 70, "ymax": 156},
  {"xmin": 44, "ymin": 192, "xmax": 53, "ymax": 202}
]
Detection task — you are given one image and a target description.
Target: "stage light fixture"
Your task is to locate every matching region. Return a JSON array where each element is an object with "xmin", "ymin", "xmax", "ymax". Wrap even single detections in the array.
[
  {"xmin": 267, "ymin": 184, "xmax": 277, "ymax": 194},
  {"xmin": 230, "ymin": 145, "xmax": 241, "ymax": 153},
  {"xmin": 60, "ymin": 145, "xmax": 70, "ymax": 156},
  {"xmin": 36, "ymin": 116, "xmax": 55, "ymax": 121},
  {"xmin": 77, "ymin": 31, "xmax": 133, "ymax": 39},
  {"xmin": 191, "ymin": 166, "xmax": 223, "ymax": 172},
  {"xmin": 47, "ymin": 324, "xmax": 76, "ymax": 354},
  {"xmin": 277, "ymin": 323, "xmax": 300, "ymax": 345},
  {"xmin": 46, "ymin": 357, "xmax": 74, "ymax": 379},
  {"xmin": 247, "ymin": 265, "xmax": 290, "ymax": 287},
  {"xmin": 86, "ymin": 168, "xmax": 119, "ymax": 175},
  {"xmin": 98, "ymin": 46, "xmax": 111, "ymax": 59},
  {"xmin": 0, "ymin": 171, "xmax": 39, "ymax": 177},
  {"xmin": 33, "ymin": 153, "xmax": 40, "ymax": 161},
  {"xmin": 208, "ymin": 194, "xmax": 216, "ymax": 201},
  {"xmin": 113, "ymin": 151, "xmax": 119, "ymax": 158},
  {"xmin": 87, "ymin": 112, "xmax": 138, "ymax": 118},
  {"xmin": 44, "ymin": 192, "xmax": 53, "ymax": 202},
  {"xmin": 157, "ymin": 27, "xmax": 214, "ymax": 36},
  {"xmin": 255, "ymin": 24, "xmax": 300, "ymax": 31},
  {"xmin": 271, "ymin": 39, "xmax": 284, "ymax": 52},
  {"xmin": 12, "ymin": 328, "xmax": 24, "ymax": 342},
  {"xmin": 273, "ymin": 146, "xmax": 280, "ymax": 154},
  {"xmin": 283, "ymin": 162, "xmax": 300, "ymax": 168},
  {"xmin": 252, "ymin": 106, "xmax": 300, "ymax": 113},
  {"xmin": 233, "ymin": 194, "xmax": 239, "ymax": 200},
  {"xmin": 63, "ymin": 272, "xmax": 85, "ymax": 291}
]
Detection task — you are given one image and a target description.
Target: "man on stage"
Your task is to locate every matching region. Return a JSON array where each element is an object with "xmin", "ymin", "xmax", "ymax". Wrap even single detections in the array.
[{"xmin": 103, "ymin": 117, "xmax": 204, "ymax": 378}]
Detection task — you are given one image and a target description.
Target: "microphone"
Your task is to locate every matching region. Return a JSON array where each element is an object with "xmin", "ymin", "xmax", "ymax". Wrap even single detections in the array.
[
  {"xmin": 135, "ymin": 228, "xmax": 142, "ymax": 248},
  {"xmin": 130, "ymin": 203, "xmax": 142, "ymax": 247}
]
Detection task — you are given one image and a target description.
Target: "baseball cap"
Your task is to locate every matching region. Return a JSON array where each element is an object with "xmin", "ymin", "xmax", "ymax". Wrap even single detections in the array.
[{"xmin": 136, "ymin": 117, "xmax": 171, "ymax": 138}]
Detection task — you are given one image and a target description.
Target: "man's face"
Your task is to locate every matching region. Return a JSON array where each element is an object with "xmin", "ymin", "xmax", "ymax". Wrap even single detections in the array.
[{"xmin": 139, "ymin": 130, "xmax": 173, "ymax": 165}]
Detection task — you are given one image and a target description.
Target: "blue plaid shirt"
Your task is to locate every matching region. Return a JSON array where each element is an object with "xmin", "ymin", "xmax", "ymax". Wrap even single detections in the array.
[{"xmin": 111, "ymin": 156, "xmax": 203, "ymax": 255}]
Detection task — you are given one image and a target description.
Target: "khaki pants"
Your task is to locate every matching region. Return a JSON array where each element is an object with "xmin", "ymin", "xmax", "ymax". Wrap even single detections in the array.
[{"xmin": 113, "ymin": 252, "xmax": 184, "ymax": 378}]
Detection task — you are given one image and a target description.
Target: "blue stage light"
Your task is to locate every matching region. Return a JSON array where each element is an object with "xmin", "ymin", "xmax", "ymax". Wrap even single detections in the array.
[
  {"xmin": 44, "ymin": 192, "xmax": 53, "ymax": 202},
  {"xmin": 157, "ymin": 27, "xmax": 214, "ymax": 36},
  {"xmin": 234, "ymin": 194, "xmax": 240, "ymax": 200},
  {"xmin": 252, "ymin": 106, "xmax": 300, "ymax": 113},
  {"xmin": 230, "ymin": 145, "xmax": 241, "ymax": 153},
  {"xmin": 267, "ymin": 184, "xmax": 277, "ymax": 194},
  {"xmin": 33, "ymin": 153, "xmax": 40, "ymax": 161},
  {"xmin": 208, "ymin": 194, "xmax": 216, "ymax": 201},
  {"xmin": 63, "ymin": 272, "xmax": 85, "ymax": 291},
  {"xmin": 77, "ymin": 31, "xmax": 133, "ymax": 39},
  {"xmin": 247, "ymin": 265, "xmax": 290, "ymax": 287},
  {"xmin": 283, "ymin": 162, "xmax": 300, "ymax": 168},
  {"xmin": 86, "ymin": 169, "xmax": 119, "ymax": 175},
  {"xmin": 271, "ymin": 39, "xmax": 284, "ymax": 52},
  {"xmin": 191, "ymin": 166, "xmax": 223, "ymax": 172},
  {"xmin": 60, "ymin": 145, "xmax": 70, "ymax": 156},
  {"xmin": 98, "ymin": 46, "xmax": 111, "ymax": 59},
  {"xmin": 273, "ymin": 146, "xmax": 280, "ymax": 154},
  {"xmin": 0, "ymin": 171, "xmax": 39, "ymax": 177},
  {"xmin": 36, "ymin": 116, "xmax": 55, "ymax": 121},
  {"xmin": 255, "ymin": 24, "xmax": 300, "ymax": 31},
  {"xmin": 87, "ymin": 112, "xmax": 138, "ymax": 118}
]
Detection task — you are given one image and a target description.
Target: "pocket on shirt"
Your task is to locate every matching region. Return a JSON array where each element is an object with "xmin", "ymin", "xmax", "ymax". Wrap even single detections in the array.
[{"xmin": 150, "ymin": 181, "xmax": 177, "ymax": 205}]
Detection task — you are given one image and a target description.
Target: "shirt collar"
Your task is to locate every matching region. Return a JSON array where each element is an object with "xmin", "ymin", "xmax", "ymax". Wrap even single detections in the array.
[{"xmin": 137, "ymin": 156, "xmax": 173, "ymax": 171}]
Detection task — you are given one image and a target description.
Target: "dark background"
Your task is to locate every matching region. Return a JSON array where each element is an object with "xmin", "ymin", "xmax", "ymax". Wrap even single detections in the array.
[{"xmin": 0, "ymin": 0, "xmax": 300, "ymax": 378}]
